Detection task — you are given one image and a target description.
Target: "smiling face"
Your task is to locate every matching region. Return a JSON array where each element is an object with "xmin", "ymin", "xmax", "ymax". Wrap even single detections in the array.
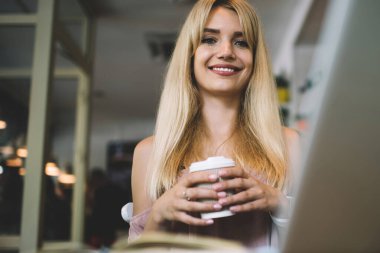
[{"xmin": 193, "ymin": 6, "xmax": 253, "ymax": 98}]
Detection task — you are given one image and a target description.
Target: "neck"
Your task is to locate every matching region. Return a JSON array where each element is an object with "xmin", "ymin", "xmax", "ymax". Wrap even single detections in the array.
[{"xmin": 200, "ymin": 94, "xmax": 240, "ymax": 156}]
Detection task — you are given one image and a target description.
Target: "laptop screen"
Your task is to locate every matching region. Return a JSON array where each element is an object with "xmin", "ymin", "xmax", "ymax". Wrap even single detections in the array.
[{"xmin": 283, "ymin": 1, "xmax": 380, "ymax": 252}]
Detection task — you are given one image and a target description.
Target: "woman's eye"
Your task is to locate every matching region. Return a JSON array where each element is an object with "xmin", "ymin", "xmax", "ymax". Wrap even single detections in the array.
[
  {"xmin": 201, "ymin": 37, "xmax": 217, "ymax": 45},
  {"xmin": 235, "ymin": 40, "xmax": 249, "ymax": 48}
]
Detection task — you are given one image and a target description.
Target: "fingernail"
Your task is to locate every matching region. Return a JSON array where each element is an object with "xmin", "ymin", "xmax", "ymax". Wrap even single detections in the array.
[
  {"xmin": 206, "ymin": 219, "xmax": 214, "ymax": 224},
  {"xmin": 209, "ymin": 174, "xmax": 217, "ymax": 180},
  {"xmin": 213, "ymin": 203, "xmax": 222, "ymax": 209},
  {"xmin": 218, "ymin": 199, "xmax": 227, "ymax": 205},
  {"xmin": 217, "ymin": 192, "xmax": 227, "ymax": 198},
  {"xmin": 230, "ymin": 206, "xmax": 238, "ymax": 212},
  {"xmin": 212, "ymin": 184, "xmax": 221, "ymax": 190}
]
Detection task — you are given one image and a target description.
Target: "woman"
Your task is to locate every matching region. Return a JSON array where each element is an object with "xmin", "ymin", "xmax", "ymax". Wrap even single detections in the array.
[{"xmin": 130, "ymin": 0, "xmax": 300, "ymax": 248}]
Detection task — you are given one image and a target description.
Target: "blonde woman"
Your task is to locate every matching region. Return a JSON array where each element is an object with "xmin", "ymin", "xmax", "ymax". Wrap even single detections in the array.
[{"xmin": 130, "ymin": 0, "xmax": 300, "ymax": 248}]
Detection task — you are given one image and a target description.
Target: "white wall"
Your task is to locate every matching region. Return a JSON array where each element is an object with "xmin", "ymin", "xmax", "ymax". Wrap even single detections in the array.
[
  {"xmin": 89, "ymin": 113, "xmax": 155, "ymax": 169},
  {"xmin": 51, "ymin": 111, "xmax": 155, "ymax": 171}
]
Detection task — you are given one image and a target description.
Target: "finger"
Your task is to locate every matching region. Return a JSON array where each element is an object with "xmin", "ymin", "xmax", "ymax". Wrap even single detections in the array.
[
  {"xmin": 174, "ymin": 212, "xmax": 214, "ymax": 226},
  {"xmin": 174, "ymin": 199, "xmax": 222, "ymax": 213},
  {"xmin": 185, "ymin": 187, "xmax": 219, "ymax": 200},
  {"xmin": 181, "ymin": 171, "xmax": 218, "ymax": 187},
  {"xmin": 234, "ymin": 187, "xmax": 245, "ymax": 193},
  {"xmin": 218, "ymin": 188, "xmax": 264, "ymax": 206},
  {"xmin": 212, "ymin": 177, "xmax": 254, "ymax": 191},
  {"xmin": 218, "ymin": 167, "xmax": 249, "ymax": 179},
  {"xmin": 229, "ymin": 198, "xmax": 268, "ymax": 213}
]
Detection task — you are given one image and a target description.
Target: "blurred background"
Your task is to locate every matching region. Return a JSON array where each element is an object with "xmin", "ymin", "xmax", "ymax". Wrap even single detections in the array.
[{"xmin": 0, "ymin": 0, "xmax": 346, "ymax": 252}]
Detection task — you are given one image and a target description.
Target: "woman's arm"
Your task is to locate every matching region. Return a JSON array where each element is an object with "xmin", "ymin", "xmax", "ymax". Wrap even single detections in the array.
[
  {"xmin": 283, "ymin": 127, "xmax": 301, "ymax": 197},
  {"xmin": 131, "ymin": 136, "xmax": 223, "ymax": 233},
  {"xmin": 131, "ymin": 136, "xmax": 155, "ymax": 218},
  {"xmin": 272, "ymin": 127, "xmax": 301, "ymax": 219},
  {"xmin": 128, "ymin": 136, "xmax": 155, "ymax": 240}
]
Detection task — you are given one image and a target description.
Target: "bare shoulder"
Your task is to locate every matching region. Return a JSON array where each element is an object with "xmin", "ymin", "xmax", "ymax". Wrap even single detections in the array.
[
  {"xmin": 282, "ymin": 127, "xmax": 301, "ymax": 187},
  {"xmin": 283, "ymin": 127, "xmax": 300, "ymax": 144},
  {"xmin": 134, "ymin": 135, "xmax": 154, "ymax": 158},
  {"xmin": 132, "ymin": 135, "xmax": 155, "ymax": 215},
  {"xmin": 282, "ymin": 127, "xmax": 300, "ymax": 150},
  {"xmin": 282, "ymin": 127, "xmax": 301, "ymax": 164}
]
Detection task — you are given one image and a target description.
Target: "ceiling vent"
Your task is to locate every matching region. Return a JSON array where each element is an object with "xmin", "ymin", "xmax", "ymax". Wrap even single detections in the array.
[{"xmin": 145, "ymin": 32, "xmax": 177, "ymax": 62}]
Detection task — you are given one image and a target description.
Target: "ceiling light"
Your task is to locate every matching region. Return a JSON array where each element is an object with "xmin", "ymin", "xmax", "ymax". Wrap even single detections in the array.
[
  {"xmin": 17, "ymin": 147, "xmax": 28, "ymax": 158},
  {"xmin": 0, "ymin": 146, "xmax": 13, "ymax": 156},
  {"xmin": 45, "ymin": 162, "xmax": 60, "ymax": 176},
  {"xmin": 6, "ymin": 157, "xmax": 23, "ymax": 167},
  {"xmin": 0, "ymin": 120, "xmax": 6, "ymax": 129},
  {"xmin": 58, "ymin": 173, "xmax": 76, "ymax": 184}
]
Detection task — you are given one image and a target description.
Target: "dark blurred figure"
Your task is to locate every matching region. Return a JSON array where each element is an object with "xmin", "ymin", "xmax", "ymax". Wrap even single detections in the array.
[
  {"xmin": 0, "ymin": 167, "xmax": 23, "ymax": 234},
  {"xmin": 85, "ymin": 168, "xmax": 126, "ymax": 248},
  {"xmin": 43, "ymin": 175, "xmax": 71, "ymax": 240}
]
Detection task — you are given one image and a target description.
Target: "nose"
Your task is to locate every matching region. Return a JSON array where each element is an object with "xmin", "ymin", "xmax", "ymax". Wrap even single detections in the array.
[{"xmin": 217, "ymin": 40, "xmax": 235, "ymax": 60}]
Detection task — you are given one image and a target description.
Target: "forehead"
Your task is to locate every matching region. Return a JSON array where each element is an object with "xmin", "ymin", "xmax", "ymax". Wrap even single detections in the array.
[{"xmin": 204, "ymin": 6, "xmax": 242, "ymax": 31}]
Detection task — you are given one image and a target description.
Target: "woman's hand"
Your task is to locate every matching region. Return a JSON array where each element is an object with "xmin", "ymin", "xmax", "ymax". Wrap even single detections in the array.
[
  {"xmin": 146, "ymin": 171, "xmax": 223, "ymax": 230},
  {"xmin": 213, "ymin": 167, "xmax": 289, "ymax": 216}
]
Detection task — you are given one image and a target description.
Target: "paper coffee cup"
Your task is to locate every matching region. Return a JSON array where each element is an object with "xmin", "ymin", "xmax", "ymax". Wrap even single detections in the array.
[{"xmin": 189, "ymin": 156, "xmax": 235, "ymax": 219}]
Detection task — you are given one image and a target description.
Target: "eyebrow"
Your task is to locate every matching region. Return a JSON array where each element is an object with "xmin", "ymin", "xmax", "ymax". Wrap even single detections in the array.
[{"xmin": 203, "ymin": 28, "xmax": 243, "ymax": 37}]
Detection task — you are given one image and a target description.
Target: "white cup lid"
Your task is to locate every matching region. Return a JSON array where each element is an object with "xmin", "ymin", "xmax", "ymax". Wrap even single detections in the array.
[{"xmin": 189, "ymin": 156, "xmax": 235, "ymax": 172}]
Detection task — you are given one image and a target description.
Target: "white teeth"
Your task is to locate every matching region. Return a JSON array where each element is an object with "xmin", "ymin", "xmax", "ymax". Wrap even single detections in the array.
[{"xmin": 213, "ymin": 67, "xmax": 235, "ymax": 72}]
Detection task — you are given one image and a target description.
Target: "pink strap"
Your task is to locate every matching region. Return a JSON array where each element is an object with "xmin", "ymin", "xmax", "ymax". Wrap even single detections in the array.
[{"xmin": 128, "ymin": 208, "xmax": 151, "ymax": 242}]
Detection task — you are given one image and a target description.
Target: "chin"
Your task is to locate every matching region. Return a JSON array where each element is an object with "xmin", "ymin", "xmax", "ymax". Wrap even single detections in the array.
[{"xmin": 201, "ymin": 86, "xmax": 243, "ymax": 97}]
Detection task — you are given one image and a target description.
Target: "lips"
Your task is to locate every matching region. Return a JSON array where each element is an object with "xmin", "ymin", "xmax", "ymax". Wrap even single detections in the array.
[{"xmin": 208, "ymin": 64, "xmax": 242, "ymax": 76}]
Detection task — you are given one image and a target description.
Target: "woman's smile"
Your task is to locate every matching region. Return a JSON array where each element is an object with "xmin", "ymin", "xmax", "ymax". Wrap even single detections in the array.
[{"xmin": 208, "ymin": 64, "xmax": 242, "ymax": 76}]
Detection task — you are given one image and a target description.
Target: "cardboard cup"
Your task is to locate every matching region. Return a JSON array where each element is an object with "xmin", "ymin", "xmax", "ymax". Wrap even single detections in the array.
[{"xmin": 189, "ymin": 156, "xmax": 235, "ymax": 219}]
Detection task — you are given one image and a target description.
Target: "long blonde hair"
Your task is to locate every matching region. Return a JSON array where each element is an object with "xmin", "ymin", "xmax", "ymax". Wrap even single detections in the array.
[{"xmin": 147, "ymin": 0, "xmax": 287, "ymax": 200}]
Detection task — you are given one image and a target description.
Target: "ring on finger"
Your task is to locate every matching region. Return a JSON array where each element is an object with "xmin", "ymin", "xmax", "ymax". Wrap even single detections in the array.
[{"xmin": 182, "ymin": 189, "xmax": 191, "ymax": 201}]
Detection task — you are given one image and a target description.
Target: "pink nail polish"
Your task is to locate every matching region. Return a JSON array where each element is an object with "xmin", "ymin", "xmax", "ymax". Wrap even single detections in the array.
[
  {"xmin": 213, "ymin": 203, "xmax": 222, "ymax": 209},
  {"xmin": 209, "ymin": 174, "xmax": 217, "ymax": 180},
  {"xmin": 212, "ymin": 184, "xmax": 220, "ymax": 190},
  {"xmin": 217, "ymin": 191, "xmax": 227, "ymax": 198},
  {"xmin": 206, "ymin": 219, "xmax": 214, "ymax": 224},
  {"xmin": 219, "ymin": 199, "xmax": 226, "ymax": 205}
]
